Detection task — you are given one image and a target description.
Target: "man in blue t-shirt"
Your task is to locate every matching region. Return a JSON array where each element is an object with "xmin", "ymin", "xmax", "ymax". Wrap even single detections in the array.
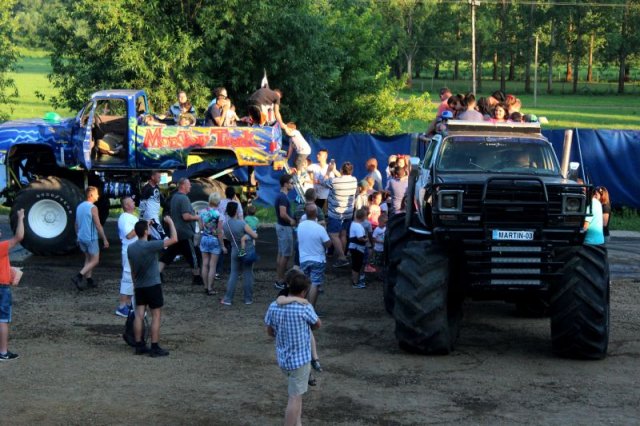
[
  {"xmin": 72, "ymin": 186, "xmax": 109, "ymax": 291},
  {"xmin": 274, "ymin": 174, "xmax": 296, "ymax": 290},
  {"xmin": 265, "ymin": 274, "xmax": 321, "ymax": 426}
]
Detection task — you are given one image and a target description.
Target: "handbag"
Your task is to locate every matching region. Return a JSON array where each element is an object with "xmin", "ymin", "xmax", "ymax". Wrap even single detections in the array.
[{"xmin": 226, "ymin": 220, "xmax": 259, "ymax": 265}]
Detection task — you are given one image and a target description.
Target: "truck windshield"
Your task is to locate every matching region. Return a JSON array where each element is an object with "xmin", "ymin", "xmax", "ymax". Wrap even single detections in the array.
[{"xmin": 436, "ymin": 136, "xmax": 560, "ymax": 175}]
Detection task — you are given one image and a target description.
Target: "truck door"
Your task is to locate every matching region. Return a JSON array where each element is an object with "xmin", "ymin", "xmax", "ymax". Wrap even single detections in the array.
[{"xmin": 72, "ymin": 101, "xmax": 96, "ymax": 170}]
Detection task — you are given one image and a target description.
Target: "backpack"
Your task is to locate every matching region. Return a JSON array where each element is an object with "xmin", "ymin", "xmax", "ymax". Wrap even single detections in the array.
[{"xmin": 122, "ymin": 308, "xmax": 148, "ymax": 347}]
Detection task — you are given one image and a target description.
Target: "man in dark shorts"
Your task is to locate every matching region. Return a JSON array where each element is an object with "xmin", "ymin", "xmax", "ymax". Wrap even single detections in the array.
[
  {"xmin": 128, "ymin": 216, "xmax": 178, "ymax": 357},
  {"xmin": 159, "ymin": 178, "xmax": 203, "ymax": 285},
  {"xmin": 248, "ymin": 87, "xmax": 285, "ymax": 128}
]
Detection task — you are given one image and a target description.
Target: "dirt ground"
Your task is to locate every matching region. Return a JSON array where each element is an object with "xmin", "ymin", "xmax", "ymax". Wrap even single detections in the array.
[{"xmin": 1, "ymin": 219, "xmax": 639, "ymax": 425}]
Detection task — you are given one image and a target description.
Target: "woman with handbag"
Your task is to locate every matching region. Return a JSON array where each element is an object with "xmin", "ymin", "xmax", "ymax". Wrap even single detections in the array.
[{"xmin": 220, "ymin": 202, "xmax": 258, "ymax": 306}]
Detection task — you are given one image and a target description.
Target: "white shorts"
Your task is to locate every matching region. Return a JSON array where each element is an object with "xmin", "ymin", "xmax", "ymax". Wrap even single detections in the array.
[{"xmin": 120, "ymin": 252, "xmax": 133, "ymax": 296}]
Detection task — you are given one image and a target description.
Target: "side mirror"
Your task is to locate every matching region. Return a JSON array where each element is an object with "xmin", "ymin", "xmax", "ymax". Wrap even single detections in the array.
[{"xmin": 569, "ymin": 162, "xmax": 580, "ymax": 171}]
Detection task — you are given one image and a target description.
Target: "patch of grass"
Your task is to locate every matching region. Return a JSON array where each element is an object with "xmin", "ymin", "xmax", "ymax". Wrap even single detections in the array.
[
  {"xmin": 610, "ymin": 208, "xmax": 640, "ymax": 233},
  {"xmin": 6, "ymin": 48, "xmax": 73, "ymax": 120}
]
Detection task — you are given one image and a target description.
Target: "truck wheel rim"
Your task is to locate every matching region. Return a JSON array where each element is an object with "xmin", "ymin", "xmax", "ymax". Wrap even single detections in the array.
[{"xmin": 28, "ymin": 199, "xmax": 68, "ymax": 239}]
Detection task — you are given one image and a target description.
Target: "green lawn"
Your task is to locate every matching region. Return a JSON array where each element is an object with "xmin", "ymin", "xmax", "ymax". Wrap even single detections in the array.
[{"xmin": 6, "ymin": 48, "xmax": 73, "ymax": 119}]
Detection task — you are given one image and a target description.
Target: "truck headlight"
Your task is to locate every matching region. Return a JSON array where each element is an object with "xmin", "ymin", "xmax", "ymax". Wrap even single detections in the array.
[
  {"xmin": 562, "ymin": 194, "xmax": 585, "ymax": 214},
  {"xmin": 438, "ymin": 190, "xmax": 464, "ymax": 212}
]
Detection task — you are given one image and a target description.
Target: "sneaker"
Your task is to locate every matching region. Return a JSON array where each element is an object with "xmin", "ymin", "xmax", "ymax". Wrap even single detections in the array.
[
  {"xmin": 149, "ymin": 345, "xmax": 170, "ymax": 357},
  {"xmin": 244, "ymin": 300, "xmax": 253, "ymax": 305},
  {"xmin": 352, "ymin": 282, "xmax": 366, "ymax": 289},
  {"xmin": 238, "ymin": 249, "xmax": 246, "ymax": 257},
  {"xmin": 311, "ymin": 359, "xmax": 323, "ymax": 372},
  {"xmin": 71, "ymin": 274, "xmax": 83, "ymax": 291},
  {"xmin": 220, "ymin": 299, "xmax": 232, "ymax": 306},
  {"xmin": 0, "ymin": 351, "xmax": 19, "ymax": 361},
  {"xmin": 274, "ymin": 282, "xmax": 286, "ymax": 290},
  {"xmin": 332, "ymin": 258, "xmax": 350, "ymax": 268},
  {"xmin": 115, "ymin": 305, "xmax": 131, "ymax": 318}
]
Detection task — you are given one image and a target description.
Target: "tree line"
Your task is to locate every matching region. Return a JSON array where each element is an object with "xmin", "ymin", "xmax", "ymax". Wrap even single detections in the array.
[{"xmin": 1, "ymin": 0, "xmax": 639, "ymax": 133}]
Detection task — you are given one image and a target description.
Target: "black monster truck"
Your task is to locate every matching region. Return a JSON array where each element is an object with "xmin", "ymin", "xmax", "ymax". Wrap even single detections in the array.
[{"xmin": 385, "ymin": 121, "xmax": 609, "ymax": 359}]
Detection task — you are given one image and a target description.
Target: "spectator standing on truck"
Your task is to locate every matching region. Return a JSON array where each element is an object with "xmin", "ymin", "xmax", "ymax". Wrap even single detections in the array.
[
  {"xmin": 457, "ymin": 93, "xmax": 484, "ymax": 122},
  {"xmin": 324, "ymin": 161, "xmax": 358, "ymax": 268},
  {"xmin": 264, "ymin": 273, "xmax": 321, "ymax": 426},
  {"xmin": 71, "ymin": 187, "xmax": 109, "ymax": 291},
  {"xmin": 0, "ymin": 208, "xmax": 25, "ymax": 361},
  {"xmin": 159, "ymin": 178, "xmax": 203, "ymax": 285},
  {"xmin": 274, "ymin": 174, "xmax": 296, "ymax": 290},
  {"xmin": 128, "ymin": 217, "xmax": 178, "ymax": 357},
  {"xmin": 115, "ymin": 196, "xmax": 138, "ymax": 317},
  {"xmin": 168, "ymin": 90, "xmax": 196, "ymax": 122},
  {"xmin": 139, "ymin": 171, "xmax": 166, "ymax": 240},
  {"xmin": 248, "ymin": 87, "xmax": 285, "ymax": 128}
]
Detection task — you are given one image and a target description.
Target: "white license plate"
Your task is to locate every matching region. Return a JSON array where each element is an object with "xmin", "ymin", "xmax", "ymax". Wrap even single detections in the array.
[{"xmin": 492, "ymin": 230, "xmax": 534, "ymax": 241}]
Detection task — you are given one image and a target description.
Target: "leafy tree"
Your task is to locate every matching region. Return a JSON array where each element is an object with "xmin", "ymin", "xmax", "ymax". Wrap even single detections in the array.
[
  {"xmin": 47, "ymin": 0, "xmax": 428, "ymax": 136},
  {"xmin": 0, "ymin": 0, "xmax": 18, "ymax": 121}
]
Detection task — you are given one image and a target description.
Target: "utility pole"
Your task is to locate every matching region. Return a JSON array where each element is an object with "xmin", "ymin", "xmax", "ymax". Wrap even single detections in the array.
[
  {"xmin": 469, "ymin": 0, "xmax": 481, "ymax": 96},
  {"xmin": 534, "ymin": 35, "xmax": 539, "ymax": 107}
]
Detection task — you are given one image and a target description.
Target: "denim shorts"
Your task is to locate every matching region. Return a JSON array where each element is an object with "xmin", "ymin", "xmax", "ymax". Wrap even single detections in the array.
[
  {"xmin": 327, "ymin": 217, "xmax": 351, "ymax": 234},
  {"xmin": 200, "ymin": 234, "xmax": 222, "ymax": 255},
  {"xmin": 301, "ymin": 261, "xmax": 326, "ymax": 287},
  {"xmin": 78, "ymin": 239, "xmax": 99, "ymax": 255},
  {"xmin": 275, "ymin": 224, "xmax": 294, "ymax": 257},
  {"xmin": 0, "ymin": 286, "xmax": 12, "ymax": 323}
]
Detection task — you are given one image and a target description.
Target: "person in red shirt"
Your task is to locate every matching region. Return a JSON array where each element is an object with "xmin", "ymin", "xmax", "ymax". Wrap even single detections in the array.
[{"xmin": 0, "ymin": 208, "xmax": 25, "ymax": 361}]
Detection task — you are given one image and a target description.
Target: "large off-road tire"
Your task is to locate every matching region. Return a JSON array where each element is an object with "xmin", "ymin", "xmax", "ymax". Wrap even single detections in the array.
[
  {"xmin": 11, "ymin": 177, "xmax": 84, "ymax": 255},
  {"xmin": 189, "ymin": 177, "xmax": 227, "ymax": 213},
  {"xmin": 394, "ymin": 241, "xmax": 461, "ymax": 354},
  {"xmin": 383, "ymin": 213, "xmax": 411, "ymax": 315},
  {"xmin": 550, "ymin": 244, "xmax": 610, "ymax": 360}
]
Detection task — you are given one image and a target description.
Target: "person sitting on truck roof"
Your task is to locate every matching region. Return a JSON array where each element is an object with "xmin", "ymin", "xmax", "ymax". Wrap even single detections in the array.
[
  {"xmin": 178, "ymin": 113, "xmax": 196, "ymax": 127},
  {"xmin": 457, "ymin": 93, "xmax": 484, "ymax": 122},
  {"xmin": 489, "ymin": 103, "xmax": 508, "ymax": 123},
  {"xmin": 168, "ymin": 90, "xmax": 196, "ymax": 122},
  {"xmin": 447, "ymin": 94, "xmax": 464, "ymax": 118},
  {"xmin": 204, "ymin": 87, "xmax": 231, "ymax": 127}
]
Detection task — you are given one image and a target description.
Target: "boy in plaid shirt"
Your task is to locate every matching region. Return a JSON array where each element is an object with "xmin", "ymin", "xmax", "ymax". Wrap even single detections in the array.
[{"xmin": 265, "ymin": 274, "xmax": 321, "ymax": 425}]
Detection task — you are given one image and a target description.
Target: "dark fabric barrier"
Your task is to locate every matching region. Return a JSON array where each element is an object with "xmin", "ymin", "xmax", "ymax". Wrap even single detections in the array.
[{"xmin": 253, "ymin": 130, "xmax": 640, "ymax": 209}]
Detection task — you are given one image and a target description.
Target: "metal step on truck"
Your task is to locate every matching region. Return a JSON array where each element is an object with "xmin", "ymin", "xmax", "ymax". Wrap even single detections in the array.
[
  {"xmin": 385, "ymin": 121, "xmax": 609, "ymax": 359},
  {"xmin": 0, "ymin": 89, "xmax": 285, "ymax": 256}
]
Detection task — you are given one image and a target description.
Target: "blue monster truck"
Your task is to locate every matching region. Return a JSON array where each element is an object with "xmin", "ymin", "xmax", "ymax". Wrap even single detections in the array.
[{"xmin": 0, "ymin": 89, "xmax": 283, "ymax": 255}]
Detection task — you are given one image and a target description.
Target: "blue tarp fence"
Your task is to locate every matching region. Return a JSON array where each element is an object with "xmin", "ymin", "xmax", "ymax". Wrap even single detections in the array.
[{"xmin": 253, "ymin": 129, "xmax": 640, "ymax": 209}]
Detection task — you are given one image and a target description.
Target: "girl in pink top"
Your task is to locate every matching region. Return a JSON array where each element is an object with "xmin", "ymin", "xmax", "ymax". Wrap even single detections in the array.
[{"xmin": 368, "ymin": 192, "xmax": 383, "ymax": 228}]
